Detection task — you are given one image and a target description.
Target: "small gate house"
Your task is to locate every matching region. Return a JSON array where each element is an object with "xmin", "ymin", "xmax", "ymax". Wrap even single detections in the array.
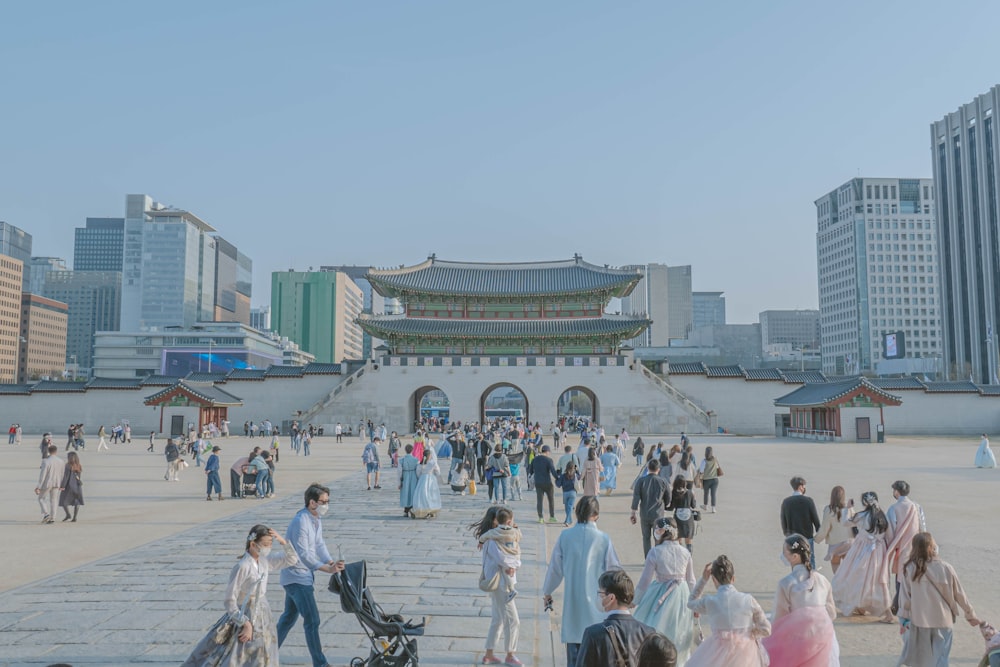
[
  {"xmin": 144, "ymin": 381, "xmax": 243, "ymax": 436},
  {"xmin": 774, "ymin": 377, "xmax": 902, "ymax": 442}
]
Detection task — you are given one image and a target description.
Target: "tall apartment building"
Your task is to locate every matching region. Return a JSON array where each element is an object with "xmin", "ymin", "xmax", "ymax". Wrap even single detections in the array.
[
  {"xmin": 759, "ymin": 310, "xmax": 820, "ymax": 350},
  {"xmin": 621, "ymin": 264, "xmax": 692, "ymax": 346},
  {"xmin": 74, "ymin": 217, "xmax": 124, "ymax": 271},
  {"xmin": 18, "ymin": 293, "xmax": 68, "ymax": 383},
  {"xmin": 213, "ymin": 236, "xmax": 252, "ymax": 325},
  {"xmin": 931, "ymin": 85, "xmax": 1000, "ymax": 382},
  {"xmin": 815, "ymin": 178, "xmax": 939, "ymax": 375},
  {"xmin": 692, "ymin": 291, "xmax": 726, "ymax": 328},
  {"xmin": 42, "ymin": 271, "xmax": 121, "ymax": 374},
  {"xmin": 121, "ymin": 195, "xmax": 217, "ymax": 331},
  {"xmin": 320, "ymin": 264, "xmax": 400, "ymax": 358},
  {"xmin": 250, "ymin": 305, "xmax": 271, "ymax": 332},
  {"xmin": 271, "ymin": 270, "xmax": 364, "ymax": 363},
  {"xmin": 26, "ymin": 257, "xmax": 67, "ymax": 296},
  {"xmin": 0, "ymin": 256, "xmax": 23, "ymax": 382},
  {"xmin": 0, "ymin": 221, "xmax": 32, "ymax": 290}
]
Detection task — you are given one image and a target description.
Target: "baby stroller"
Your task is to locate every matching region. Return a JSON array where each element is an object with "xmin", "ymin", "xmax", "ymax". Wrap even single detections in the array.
[{"xmin": 330, "ymin": 560, "xmax": 425, "ymax": 667}]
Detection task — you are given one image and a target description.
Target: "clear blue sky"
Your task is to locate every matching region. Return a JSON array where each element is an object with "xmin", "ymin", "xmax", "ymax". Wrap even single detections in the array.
[{"xmin": 3, "ymin": 1, "xmax": 1000, "ymax": 323}]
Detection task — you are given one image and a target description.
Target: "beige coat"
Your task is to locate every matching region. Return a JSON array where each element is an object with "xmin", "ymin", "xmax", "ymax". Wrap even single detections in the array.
[
  {"xmin": 898, "ymin": 559, "xmax": 976, "ymax": 629},
  {"xmin": 37, "ymin": 455, "xmax": 66, "ymax": 491}
]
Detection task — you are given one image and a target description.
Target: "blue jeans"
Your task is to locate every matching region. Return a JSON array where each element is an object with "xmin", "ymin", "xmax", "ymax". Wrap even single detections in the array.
[
  {"xmin": 495, "ymin": 476, "xmax": 510, "ymax": 502},
  {"xmin": 809, "ymin": 538, "xmax": 816, "ymax": 570},
  {"xmin": 255, "ymin": 469, "xmax": 270, "ymax": 497},
  {"xmin": 303, "ymin": 440, "xmax": 311, "ymax": 456},
  {"xmin": 277, "ymin": 582, "xmax": 327, "ymax": 667},
  {"xmin": 562, "ymin": 490, "xmax": 577, "ymax": 524},
  {"xmin": 566, "ymin": 642, "xmax": 580, "ymax": 666},
  {"xmin": 206, "ymin": 470, "xmax": 221, "ymax": 495}
]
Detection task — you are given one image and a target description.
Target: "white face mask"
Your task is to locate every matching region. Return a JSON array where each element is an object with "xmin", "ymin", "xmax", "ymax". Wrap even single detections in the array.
[
  {"xmin": 780, "ymin": 551, "xmax": 791, "ymax": 567},
  {"xmin": 315, "ymin": 503, "xmax": 330, "ymax": 517},
  {"xmin": 256, "ymin": 545, "xmax": 272, "ymax": 558}
]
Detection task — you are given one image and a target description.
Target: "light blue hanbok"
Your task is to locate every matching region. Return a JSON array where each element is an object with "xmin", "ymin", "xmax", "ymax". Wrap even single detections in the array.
[
  {"xmin": 599, "ymin": 451, "xmax": 620, "ymax": 492},
  {"xmin": 976, "ymin": 437, "xmax": 997, "ymax": 468},
  {"xmin": 411, "ymin": 460, "xmax": 442, "ymax": 518},
  {"xmin": 541, "ymin": 521, "xmax": 621, "ymax": 644},
  {"xmin": 399, "ymin": 454, "xmax": 419, "ymax": 510},
  {"xmin": 633, "ymin": 541, "xmax": 697, "ymax": 664}
]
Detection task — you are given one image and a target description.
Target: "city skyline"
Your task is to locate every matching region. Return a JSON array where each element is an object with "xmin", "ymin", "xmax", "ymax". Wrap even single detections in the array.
[{"xmin": 3, "ymin": 2, "xmax": 1000, "ymax": 323}]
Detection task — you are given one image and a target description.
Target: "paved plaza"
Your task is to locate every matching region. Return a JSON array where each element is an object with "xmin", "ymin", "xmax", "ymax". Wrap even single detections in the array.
[{"xmin": 1, "ymin": 432, "xmax": 997, "ymax": 666}]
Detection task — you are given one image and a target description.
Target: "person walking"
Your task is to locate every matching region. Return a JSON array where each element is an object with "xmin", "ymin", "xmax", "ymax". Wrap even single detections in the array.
[
  {"xmin": 58, "ymin": 451, "xmax": 85, "ymax": 522},
  {"xmin": 205, "ymin": 445, "xmax": 224, "ymax": 501},
  {"xmin": 38, "ymin": 432, "xmax": 53, "ymax": 459},
  {"xmin": 631, "ymin": 459, "xmax": 672, "ymax": 558},
  {"xmin": 97, "ymin": 425, "xmax": 109, "ymax": 452},
  {"xmin": 164, "ymin": 438, "xmax": 181, "ymax": 481},
  {"xmin": 399, "ymin": 444, "xmax": 419, "ymax": 517},
  {"xmin": 665, "ymin": 476, "xmax": 697, "ymax": 553},
  {"xmin": 632, "ymin": 436, "xmax": 646, "ymax": 466},
  {"xmin": 183, "ymin": 525, "xmax": 298, "ymax": 665},
  {"xmin": 363, "ymin": 437, "xmax": 382, "ymax": 490},
  {"xmin": 556, "ymin": 462, "xmax": 580, "ymax": 526},
  {"xmin": 897, "ymin": 532, "xmax": 980, "ymax": 667},
  {"xmin": 599, "ymin": 443, "xmax": 621, "ymax": 496},
  {"xmin": 633, "ymin": 518, "xmax": 697, "ymax": 664},
  {"xmin": 697, "ymin": 446, "xmax": 722, "ymax": 513},
  {"xmin": 542, "ymin": 496, "xmax": 621, "ymax": 666},
  {"xmin": 276, "ymin": 484, "xmax": 345, "ymax": 667},
  {"xmin": 686, "ymin": 555, "xmax": 771, "ymax": 667},
  {"xmin": 831, "ymin": 491, "xmax": 893, "ymax": 621},
  {"xmin": 486, "ymin": 445, "xmax": 511, "ymax": 504},
  {"xmin": 761, "ymin": 534, "xmax": 839, "ymax": 667},
  {"xmin": 779, "ymin": 476, "xmax": 821, "ymax": 569},
  {"xmin": 473, "ymin": 507, "xmax": 522, "ymax": 666},
  {"xmin": 528, "ymin": 445, "xmax": 559, "ymax": 523},
  {"xmin": 35, "ymin": 444, "xmax": 65, "ymax": 524},
  {"xmin": 576, "ymin": 569, "xmax": 656, "ymax": 667},
  {"xmin": 815, "ymin": 485, "xmax": 855, "ymax": 573},
  {"xmin": 975, "ymin": 433, "xmax": 997, "ymax": 468},
  {"xmin": 886, "ymin": 480, "xmax": 926, "ymax": 604},
  {"xmin": 580, "ymin": 447, "xmax": 603, "ymax": 497}
]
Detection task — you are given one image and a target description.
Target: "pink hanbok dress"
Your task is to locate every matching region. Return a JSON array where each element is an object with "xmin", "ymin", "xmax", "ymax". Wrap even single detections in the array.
[
  {"xmin": 762, "ymin": 565, "xmax": 840, "ymax": 667},
  {"xmin": 686, "ymin": 579, "xmax": 771, "ymax": 667},
  {"xmin": 830, "ymin": 512, "xmax": 891, "ymax": 617}
]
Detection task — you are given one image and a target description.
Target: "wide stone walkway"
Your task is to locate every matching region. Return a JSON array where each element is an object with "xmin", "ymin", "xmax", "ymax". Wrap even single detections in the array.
[{"xmin": 0, "ymin": 466, "xmax": 553, "ymax": 666}]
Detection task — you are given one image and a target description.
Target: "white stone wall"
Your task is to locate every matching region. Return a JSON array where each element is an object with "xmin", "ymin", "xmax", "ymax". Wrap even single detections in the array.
[{"xmin": 669, "ymin": 376, "xmax": 782, "ymax": 435}]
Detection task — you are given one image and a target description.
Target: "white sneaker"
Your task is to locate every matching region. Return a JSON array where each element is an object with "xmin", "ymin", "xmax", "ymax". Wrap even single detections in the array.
[{"xmin": 710, "ymin": 507, "xmax": 716, "ymax": 513}]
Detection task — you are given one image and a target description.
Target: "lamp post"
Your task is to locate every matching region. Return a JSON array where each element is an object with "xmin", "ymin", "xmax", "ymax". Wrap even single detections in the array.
[{"xmin": 208, "ymin": 340, "xmax": 214, "ymax": 373}]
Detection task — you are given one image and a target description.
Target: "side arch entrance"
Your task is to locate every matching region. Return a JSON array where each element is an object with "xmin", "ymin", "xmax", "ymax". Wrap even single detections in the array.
[
  {"xmin": 411, "ymin": 386, "xmax": 450, "ymax": 431},
  {"xmin": 480, "ymin": 382, "xmax": 529, "ymax": 424},
  {"xmin": 557, "ymin": 386, "xmax": 598, "ymax": 425}
]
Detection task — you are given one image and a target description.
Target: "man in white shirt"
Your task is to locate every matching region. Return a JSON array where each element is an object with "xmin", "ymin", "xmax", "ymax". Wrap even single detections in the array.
[{"xmin": 35, "ymin": 445, "xmax": 65, "ymax": 524}]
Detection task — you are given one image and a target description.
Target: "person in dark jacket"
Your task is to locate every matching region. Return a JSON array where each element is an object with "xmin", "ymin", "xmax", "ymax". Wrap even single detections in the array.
[
  {"xmin": 631, "ymin": 459, "xmax": 672, "ymax": 558},
  {"xmin": 529, "ymin": 445, "xmax": 560, "ymax": 523},
  {"xmin": 164, "ymin": 438, "xmax": 181, "ymax": 481},
  {"xmin": 779, "ymin": 476, "xmax": 821, "ymax": 568},
  {"xmin": 576, "ymin": 569, "xmax": 655, "ymax": 667}
]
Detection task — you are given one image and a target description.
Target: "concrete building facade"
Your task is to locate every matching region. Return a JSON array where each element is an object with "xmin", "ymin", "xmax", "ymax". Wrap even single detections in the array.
[
  {"xmin": 759, "ymin": 310, "xmax": 821, "ymax": 352},
  {"xmin": 621, "ymin": 264, "xmax": 691, "ymax": 346},
  {"xmin": 212, "ymin": 237, "xmax": 252, "ymax": 325},
  {"xmin": 42, "ymin": 271, "xmax": 122, "ymax": 375},
  {"xmin": 271, "ymin": 270, "xmax": 364, "ymax": 363},
  {"xmin": 931, "ymin": 85, "xmax": 1000, "ymax": 382},
  {"xmin": 0, "ymin": 255, "xmax": 23, "ymax": 382},
  {"xmin": 26, "ymin": 257, "xmax": 67, "ymax": 296},
  {"xmin": 18, "ymin": 293, "xmax": 68, "ymax": 383},
  {"xmin": 815, "ymin": 177, "xmax": 939, "ymax": 375},
  {"xmin": 0, "ymin": 221, "xmax": 32, "ymax": 291},
  {"xmin": 74, "ymin": 217, "xmax": 124, "ymax": 272},
  {"xmin": 692, "ymin": 291, "xmax": 726, "ymax": 328}
]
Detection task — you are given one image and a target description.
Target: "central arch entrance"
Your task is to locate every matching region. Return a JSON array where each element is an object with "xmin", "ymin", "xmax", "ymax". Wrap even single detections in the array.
[
  {"xmin": 557, "ymin": 386, "xmax": 599, "ymax": 427},
  {"xmin": 480, "ymin": 382, "xmax": 529, "ymax": 425},
  {"xmin": 411, "ymin": 386, "xmax": 450, "ymax": 432}
]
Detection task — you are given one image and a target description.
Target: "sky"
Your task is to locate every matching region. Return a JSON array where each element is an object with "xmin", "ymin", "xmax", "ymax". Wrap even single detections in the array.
[{"xmin": 3, "ymin": 1, "xmax": 1000, "ymax": 323}]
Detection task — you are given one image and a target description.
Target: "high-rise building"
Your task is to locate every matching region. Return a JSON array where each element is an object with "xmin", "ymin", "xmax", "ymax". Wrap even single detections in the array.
[
  {"xmin": 621, "ymin": 264, "xmax": 692, "ymax": 346},
  {"xmin": 74, "ymin": 217, "xmax": 125, "ymax": 271},
  {"xmin": 26, "ymin": 257, "xmax": 67, "ymax": 296},
  {"xmin": 213, "ymin": 236, "xmax": 252, "ymax": 325},
  {"xmin": 815, "ymin": 177, "xmax": 939, "ymax": 375},
  {"xmin": 17, "ymin": 293, "xmax": 68, "ymax": 383},
  {"xmin": 250, "ymin": 305, "xmax": 271, "ymax": 332},
  {"xmin": 931, "ymin": 85, "xmax": 1000, "ymax": 382},
  {"xmin": 0, "ymin": 255, "xmax": 23, "ymax": 382},
  {"xmin": 0, "ymin": 221, "xmax": 32, "ymax": 290},
  {"xmin": 320, "ymin": 264, "xmax": 396, "ymax": 358},
  {"xmin": 759, "ymin": 310, "xmax": 820, "ymax": 350},
  {"xmin": 692, "ymin": 291, "xmax": 726, "ymax": 328},
  {"xmin": 271, "ymin": 270, "xmax": 364, "ymax": 363},
  {"xmin": 42, "ymin": 271, "xmax": 121, "ymax": 375},
  {"xmin": 121, "ymin": 195, "xmax": 218, "ymax": 331}
]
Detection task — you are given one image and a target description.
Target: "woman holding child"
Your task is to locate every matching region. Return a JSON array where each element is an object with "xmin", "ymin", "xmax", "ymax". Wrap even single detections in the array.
[{"xmin": 471, "ymin": 507, "xmax": 522, "ymax": 666}]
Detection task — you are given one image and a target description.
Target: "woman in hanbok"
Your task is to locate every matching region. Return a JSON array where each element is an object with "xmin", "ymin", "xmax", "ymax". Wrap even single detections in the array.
[
  {"xmin": 411, "ymin": 448, "xmax": 442, "ymax": 519},
  {"xmin": 598, "ymin": 444, "xmax": 620, "ymax": 495},
  {"xmin": 831, "ymin": 491, "xmax": 893, "ymax": 621},
  {"xmin": 815, "ymin": 486, "xmax": 855, "ymax": 573},
  {"xmin": 580, "ymin": 447, "xmax": 603, "ymax": 496},
  {"xmin": 183, "ymin": 524, "xmax": 298, "ymax": 666},
  {"xmin": 975, "ymin": 433, "xmax": 997, "ymax": 468},
  {"xmin": 412, "ymin": 431, "xmax": 425, "ymax": 463},
  {"xmin": 762, "ymin": 534, "xmax": 840, "ymax": 667},
  {"xmin": 633, "ymin": 518, "xmax": 697, "ymax": 664},
  {"xmin": 399, "ymin": 444, "xmax": 419, "ymax": 517},
  {"xmin": 686, "ymin": 555, "xmax": 771, "ymax": 667}
]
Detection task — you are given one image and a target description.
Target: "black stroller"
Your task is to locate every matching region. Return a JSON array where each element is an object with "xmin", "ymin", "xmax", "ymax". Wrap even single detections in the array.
[{"xmin": 330, "ymin": 561, "xmax": 425, "ymax": 667}]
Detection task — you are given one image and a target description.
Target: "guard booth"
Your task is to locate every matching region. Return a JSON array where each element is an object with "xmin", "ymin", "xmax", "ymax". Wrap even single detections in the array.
[{"xmin": 773, "ymin": 377, "xmax": 902, "ymax": 442}]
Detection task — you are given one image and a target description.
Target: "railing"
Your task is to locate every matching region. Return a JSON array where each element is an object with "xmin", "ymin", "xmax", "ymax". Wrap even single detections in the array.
[
  {"xmin": 786, "ymin": 428, "xmax": 837, "ymax": 441},
  {"xmin": 296, "ymin": 365, "xmax": 367, "ymax": 422},
  {"xmin": 638, "ymin": 365, "xmax": 715, "ymax": 429}
]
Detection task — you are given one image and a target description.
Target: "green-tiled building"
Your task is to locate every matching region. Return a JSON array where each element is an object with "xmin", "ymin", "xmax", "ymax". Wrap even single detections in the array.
[{"xmin": 271, "ymin": 271, "xmax": 364, "ymax": 363}]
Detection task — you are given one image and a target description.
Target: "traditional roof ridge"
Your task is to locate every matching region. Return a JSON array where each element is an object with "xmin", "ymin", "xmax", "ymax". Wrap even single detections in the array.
[
  {"xmin": 368, "ymin": 255, "xmax": 640, "ymax": 276},
  {"xmin": 357, "ymin": 314, "xmax": 651, "ymax": 339},
  {"xmin": 144, "ymin": 380, "xmax": 243, "ymax": 406},
  {"xmin": 774, "ymin": 376, "xmax": 902, "ymax": 407}
]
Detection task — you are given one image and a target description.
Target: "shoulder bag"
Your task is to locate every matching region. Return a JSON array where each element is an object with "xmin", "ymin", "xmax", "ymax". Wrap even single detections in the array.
[
  {"xmin": 479, "ymin": 561, "xmax": 501, "ymax": 592},
  {"xmin": 605, "ymin": 625, "xmax": 630, "ymax": 667}
]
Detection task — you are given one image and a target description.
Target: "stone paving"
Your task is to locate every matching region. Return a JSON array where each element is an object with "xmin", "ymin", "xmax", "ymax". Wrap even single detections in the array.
[{"xmin": 0, "ymin": 467, "xmax": 553, "ymax": 666}]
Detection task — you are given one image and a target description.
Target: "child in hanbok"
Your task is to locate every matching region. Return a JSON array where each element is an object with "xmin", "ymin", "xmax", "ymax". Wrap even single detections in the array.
[
  {"xmin": 686, "ymin": 554, "xmax": 771, "ymax": 667},
  {"xmin": 762, "ymin": 534, "xmax": 839, "ymax": 667},
  {"xmin": 183, "ymin": 525, "xmax": 298, "ymax": 666},
  {"xmin": 478, "ymin": 507, "xmax": 522, "ymax": 602},
  {"xmin": 831, "ymin": 491, "xmax": 892, "ymax": 621},
  {"xmin": 633, "ymin": 517, "xmax": 697, "ymax": 664}
]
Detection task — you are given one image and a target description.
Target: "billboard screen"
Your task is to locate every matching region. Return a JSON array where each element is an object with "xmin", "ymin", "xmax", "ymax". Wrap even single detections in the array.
[
  {"xmin": 161, "ymin": 349, "xmax": 281, "ymax": 376},
  {"xmin": 883, "ymin": 331, "xmax": 905, "ymax": 360}
]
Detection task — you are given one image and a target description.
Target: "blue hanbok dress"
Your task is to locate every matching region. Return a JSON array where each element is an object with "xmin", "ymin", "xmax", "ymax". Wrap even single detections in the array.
[
  {"xmin": 975, "ymin": 437, "xmax": 997, "ymax": 468},
  {"xmin": 399, "ymin": 454, "xmax": 419, "ymax": 510},
  {"xmin": 633, "ymin": 541, "xmax": 697, "ymax": 664},
  {"xmin": 411, "ymin": 460, "xmax": 442, "ymax": 518},
  {"xmin": 599, "ymin": 451, "xmax": 620, "ymax": 492}
]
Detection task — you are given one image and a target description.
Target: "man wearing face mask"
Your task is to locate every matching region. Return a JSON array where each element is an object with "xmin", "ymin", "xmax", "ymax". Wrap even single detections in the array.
[
  {"xmin": 277, "ymin": 483, "xmax": 345, "ymax": 667},
  {"xmin": 576, "ymin": 569, "xmax": 659, "ymax": 667}
]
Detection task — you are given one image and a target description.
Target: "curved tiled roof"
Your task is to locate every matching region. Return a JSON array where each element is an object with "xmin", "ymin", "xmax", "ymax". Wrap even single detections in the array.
[
  {"xmin": 144, "ymin": 381, "xmax": 243, "ymax": 406},
  {"xmin": 366, "ymin": 256, "xmax": 643, "ymax": 298},
  {"xmin": 869, "ymin": 377, "xmax": 926, "ymax": 390},
  {"xmin": 705, "ymin": 365, "xmax": 744, "ymax": 378},
  {"xmin": 780, "ymin": 371, "xmax": 827, "ymax": 384},
  {"xmin": 302, "ymin": 363, "xmax": 343, "ymax": 375},
  {"xmin": 774, "ymin": 377, "xmax": 902, "ymax": 407},
  {"xmin": 667, "ymin": 362, "xmax": 706, "ymax": 375},
  {"xmin": 358, "ymin": 315, "xmax": 651, "ymax": 339},
  {"xmin": 141, "ymin": 375, "xmax": 177, "ymax": 386},
  {"xmin": 226, "ymin": 368, "xmax": 268, "ymax": 381},
  {"xmin": 265, "ymin": 365, "xmax": 305, "ymax": 377},
  {"xmin": 0, "ymin": 384, "xmax": 33, "ymax": 395},
  {"xmin": 744, "ymin": 368, "xmax": 783, "ymax": 381},
  {"xmin": 30, "ymin": 381, "xmax": 88, "ymax": 393},
  {"xmin": 86, "ymin": 378, "xmax": 144, "ymax": 390},
  {"xmin": 185, "ymin": 372, "xmax": 229, "ymax": 383},
  {"xmin": 922, "ymin": 381, "xmax": 979, "ymax": 393}
]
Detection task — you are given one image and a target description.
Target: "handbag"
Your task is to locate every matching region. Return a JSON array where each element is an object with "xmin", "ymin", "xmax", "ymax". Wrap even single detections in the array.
[
  {"xmin": 716, "ymin": 464, "xmax": 724, "ymax": 477},
  {"xmin": 693, "ymin": 471, "xmax": 704, "ymax": 489},
  {"xmin": 478, "ymin": 566, "xmax": 501, "ymax": 592}
]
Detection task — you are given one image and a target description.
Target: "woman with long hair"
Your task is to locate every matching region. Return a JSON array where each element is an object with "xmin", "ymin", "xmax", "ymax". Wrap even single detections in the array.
[
  {"xmin": 580, "ymin": 446, "xmax": 603, "ymax": 497},
  {"xmin": 815, "ymin": 485, "xmax": 855, "ymax": 573},
  {"xmin": 686, "ymin": 555, "xmax": 770, "ymax": 667},
  {"xmin": 183, "ymin": 524, "xmax": 297, "ymax": 665},
  {"xmin": 665, "ymin": 475, "xmax": 697, "ymax": 553},
  {"xmin": 897, "ymin": 532, "xmax": 980, "ymax": 666},
  {"xmin": 598, "ymin": 443, "xmax": 620, "ymax": 496},
  {"xmin": 58, "ymin": 451, "xmax": 84, "ymax": 522},
  {"xmin": 761, "ymin": 534, "xmax": 839, "ymax": 667},
  {"xmin": 697, "ymin": 446, "xmax": 722, "ymax": 513},
  {"xmin": 634, "ymin": 517, "xmax": 697, "ymax": 664},
  {"xmin": 471, "ymin": 507, "xmax": 521, "ymax": 666},
  {"xmin": 831, "ymin": 491, "xmax": 893, "ymax": 620}
]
